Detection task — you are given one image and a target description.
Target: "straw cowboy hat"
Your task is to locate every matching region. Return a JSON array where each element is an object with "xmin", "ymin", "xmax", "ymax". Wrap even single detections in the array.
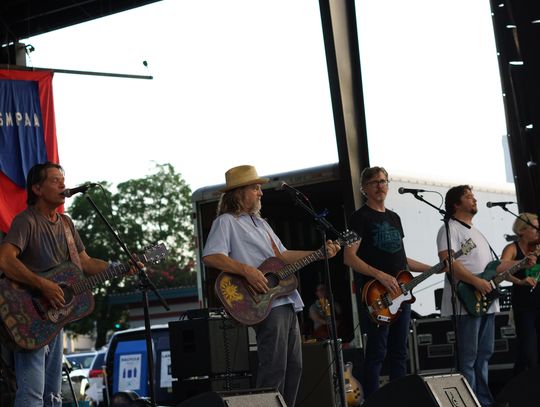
[{"xmin": 220, "ymin": 165, "xmax": 269, "ymax": 192}]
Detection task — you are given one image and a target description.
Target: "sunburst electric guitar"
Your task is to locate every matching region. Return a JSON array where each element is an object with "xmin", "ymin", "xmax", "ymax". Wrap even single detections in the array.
[
  {"xmin": 0, "ymin": 243, "xmax": 168, "ymax": 350},
  {"xmin": 363, "ymin": 239, "xmax": 476, "ymax": 325},
  {"xmin": 215, "ymin": 230, "xmax": 359, "ymax": 325}
]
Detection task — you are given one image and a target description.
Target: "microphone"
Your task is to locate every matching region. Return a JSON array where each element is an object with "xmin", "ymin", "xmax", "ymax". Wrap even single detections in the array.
[
  {"xmin": 398, "ymin": 187, "xmax": 426, "ymax": 194},
  {"xmin": 278, "ymin": 182, "xmax": 308, "ymax": 201},
  {"xmin": 278, "ymin": 182, "xmax": 299, "ymax": 194},
  {"xmin": 486, "ymin": 201, "xmax": 515, "ymax": 208},
  {"xmin": 61, "ymin": 183, "xmax": 98, "ymax": 198}
]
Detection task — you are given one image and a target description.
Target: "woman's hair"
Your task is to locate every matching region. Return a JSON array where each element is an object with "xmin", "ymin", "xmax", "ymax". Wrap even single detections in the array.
[
  {"xmin": 512, "ymin": 212, "xmax": 538, "ymax": 236},
  {"xmin": 444, "ymin": 185, "xmax": 472, "ymax": 216},
  {"xmin": 26, "ymin": 162, "xmax": 64, "ymax": 205}
]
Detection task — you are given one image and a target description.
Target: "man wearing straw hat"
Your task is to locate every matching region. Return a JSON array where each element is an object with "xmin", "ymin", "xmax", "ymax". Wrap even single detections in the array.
[{"xmin": 202, "ymin": 165, "xmax": 341, "ymax": 407}]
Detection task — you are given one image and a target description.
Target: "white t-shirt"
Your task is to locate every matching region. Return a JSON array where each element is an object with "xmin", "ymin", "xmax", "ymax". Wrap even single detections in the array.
[{"xmin": 436, "ymin": 219, "xmax": 498, "ymax": 316}]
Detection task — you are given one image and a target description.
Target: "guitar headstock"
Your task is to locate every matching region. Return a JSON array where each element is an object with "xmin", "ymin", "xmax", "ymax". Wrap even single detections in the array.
[
  {"xmin": 337, "ymin": 230, "xmax": 360, "ymax": 247},
  {"xmin": 140, "ymin": 243, "xmax": 169, "ymax": 265},
  {"xmin": 461, "ymin": 238, "xmax": 476, "ymax": 255}
]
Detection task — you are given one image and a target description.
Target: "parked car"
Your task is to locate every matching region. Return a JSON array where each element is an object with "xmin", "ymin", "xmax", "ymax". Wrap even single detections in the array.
[
  {"xmin": 62, "ymin": 355, "xmax": 89, "ymax": 406},
  {"xmin": 66, "ymin": 351, "xmax": 98, "ymax": 379},
  {"xmin": 85, "ymin": 349, "xmax": 108, "ymax": 407}
]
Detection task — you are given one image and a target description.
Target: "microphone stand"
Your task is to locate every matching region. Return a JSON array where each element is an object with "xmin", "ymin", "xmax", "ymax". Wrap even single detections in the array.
[
  {"xmin": 283, "ymin": 187, "xmax": 347, "ymax": 407},
  {"xmin": 405, "ymin": 192, "xmax": 470, "ymax": 372},
  {"xmin": 83, "ymin": 193, "xmax": 169, "ymax": 407},
  {"xmin": 495, "ymin": 204, "xmax": 540, "ymax": 232}
]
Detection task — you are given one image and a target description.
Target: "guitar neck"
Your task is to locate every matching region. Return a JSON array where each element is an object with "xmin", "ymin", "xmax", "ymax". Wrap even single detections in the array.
[
  {"xmin": 404, "ymin": 247, "xmax": 465, "ymax": 292},
  {"xmin": 492, "ymin": 257, "xmax": 529, "ymax": 286},
  {"xmin": 71, "ymin": 262, "xmax": 131, "ymax": 295},
  {"xmin": 276, "ymin": 235, "xmax": 352, "ymax": 280},
  {"xmin": 278, "ymin": 249, "xmax": 325, "ymax": 280}
]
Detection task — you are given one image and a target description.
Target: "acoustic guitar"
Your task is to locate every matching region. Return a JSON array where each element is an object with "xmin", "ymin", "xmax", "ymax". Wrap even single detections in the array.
[
  {"xmin": 0, "ymin": 243, "xmax": 168, "ymax": 350},
  {"xmin": 215, "ymin": 230, "xmax": 358, "ymax": 326}
]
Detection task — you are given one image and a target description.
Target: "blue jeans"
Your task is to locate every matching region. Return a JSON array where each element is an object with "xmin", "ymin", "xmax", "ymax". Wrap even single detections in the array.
[
  {"xmin": 254, "ymin": 304, "xmax": 302, "ymax": 407},
  {"xmin": 360, "ymin": 302, "xmax": 411, "ymax": 398},
  {"xmin": 456, "ymin": 314, "xmax": 494, "ymax": 407},
  {"xmin": 14, "ymin": 333, "xmax": 63, "ymax": 407}
]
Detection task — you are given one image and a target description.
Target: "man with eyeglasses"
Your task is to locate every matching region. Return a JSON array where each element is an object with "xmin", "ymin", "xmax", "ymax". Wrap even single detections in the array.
[{"xmin": 344, "ymin": 166, "xmax": 430, "ymax": 398}]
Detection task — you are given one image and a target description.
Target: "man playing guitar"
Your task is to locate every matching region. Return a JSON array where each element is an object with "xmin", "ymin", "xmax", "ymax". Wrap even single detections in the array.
[
  {"xmin": 437, "ymin": 185, "xmax": 535, "ymax": 407},
  {"xmin": 202, "ymin": 165, "xmax": 340, "ymax": 407},
  {"xmin": 0, "ymin": 163, "xmax": 116, "ymax": 407},
  {"xmin": 343, "ymin": 166, "xmax": 431, "ymax": 398}
]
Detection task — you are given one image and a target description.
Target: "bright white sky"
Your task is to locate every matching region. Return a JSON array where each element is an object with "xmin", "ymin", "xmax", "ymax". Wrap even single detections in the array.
[{"xmin": 23, "ymin": 0, "xmax": 511, "ymax": 193}]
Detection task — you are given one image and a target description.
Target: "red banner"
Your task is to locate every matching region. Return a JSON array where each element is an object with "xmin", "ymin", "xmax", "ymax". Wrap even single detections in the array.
[{"xmin": 0, "ymin": 70, "xmax": 59, "ymax": 233}]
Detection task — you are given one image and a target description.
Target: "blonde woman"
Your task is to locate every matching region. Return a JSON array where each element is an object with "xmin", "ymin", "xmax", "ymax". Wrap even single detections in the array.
[{"xmin": 501, "ymin": 212, "xmax": 540, "ymax": 375}]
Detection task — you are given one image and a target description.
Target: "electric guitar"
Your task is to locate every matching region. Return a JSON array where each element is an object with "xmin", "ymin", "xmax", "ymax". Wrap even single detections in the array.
[
  {"xmin": 312, "ymin": 297, "xmax": 343, "ymax": 340},
  {"xmin": 0, "ymin": 243, "xmax": 168, "ymax": 350},
  {"xmin": 214, "ymin": 230, "xmax": 359, "ymax": 326},
  {"xmin": 363, "ymin": 238, "xmax": 476, "ymax": 325},
  {"xmin": 457, "ymin": 245, "xmax": 540, "ymax": 316},
  {"xmin": 344, "ymin": 362, "xmax": 363, "ymax": 407}
]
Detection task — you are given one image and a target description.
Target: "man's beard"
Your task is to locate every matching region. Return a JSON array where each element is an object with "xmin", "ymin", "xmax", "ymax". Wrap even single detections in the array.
[{"xmin": 248, "ymin": 199, "xmax": 262, "ymax": 214}]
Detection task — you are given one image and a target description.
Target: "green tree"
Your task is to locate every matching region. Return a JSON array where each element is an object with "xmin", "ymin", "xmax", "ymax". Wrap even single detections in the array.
[{"xmin": 66, "ymin": 163, "xmax": 195, "ymax": 347}]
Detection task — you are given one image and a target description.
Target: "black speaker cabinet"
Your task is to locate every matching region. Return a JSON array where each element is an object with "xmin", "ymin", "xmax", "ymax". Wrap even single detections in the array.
[
  {"xmin": 176, "ymin": 388, "xmax": 286, "ymax": 407},
  {"xmin": 494, "ymin": 366, "xmax": 540, "ymax": 407},
  {"xmin": 364, "ymin": 373, "xmax": 480, "ymax": 407},
  {"xmin": 297, "ymin": 340, "xmax": 342, "ymax": 407},
  {"xmin": 169, "ymin": 317, "xmax": 249, "ymax": 378}
]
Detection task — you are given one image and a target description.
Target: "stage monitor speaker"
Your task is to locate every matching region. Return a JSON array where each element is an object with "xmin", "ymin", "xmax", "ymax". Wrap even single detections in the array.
[
  {"xmin": 363, "ymin": 373, "xmax": 480, "ymax": 407},
  {"xmin": 169, "ymin": 316, "xmax": 249, "ymax": 378},
  {"xmin": 176, "ymin": 388, "xmax": 286, "ymax": 407},
  {"xmin": 494, "ymin": 366, "xmax": 540, "ymax": 407}
]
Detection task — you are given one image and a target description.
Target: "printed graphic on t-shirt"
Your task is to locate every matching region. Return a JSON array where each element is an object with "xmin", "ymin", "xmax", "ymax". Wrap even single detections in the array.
[{"xmin": 372, "ymin": 221, "xmax": 402, "ymax": 253}]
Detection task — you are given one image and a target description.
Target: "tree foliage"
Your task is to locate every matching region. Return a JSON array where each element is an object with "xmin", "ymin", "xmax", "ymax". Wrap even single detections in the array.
[{"xmin": 66, "ymin": 163, "xmax": 195, "ymax": 347}]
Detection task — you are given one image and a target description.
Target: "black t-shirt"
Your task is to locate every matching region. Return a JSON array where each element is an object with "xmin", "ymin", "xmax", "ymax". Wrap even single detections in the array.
[
  {"xmin": 349, "ymin": 205, "xmax": 408, "ymax": 288},
  {"xmin": 511, "ymin": 242, "xmax": 540, "ymax": 308}
]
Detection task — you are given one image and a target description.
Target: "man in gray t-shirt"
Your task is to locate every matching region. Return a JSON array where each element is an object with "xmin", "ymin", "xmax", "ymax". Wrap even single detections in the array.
[{"xmin": 0, "ymin": 162, "xmax": 111, "ymax": 407}]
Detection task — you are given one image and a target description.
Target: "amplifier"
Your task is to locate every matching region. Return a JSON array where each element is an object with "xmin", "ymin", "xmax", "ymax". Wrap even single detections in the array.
[
  {"xmin": 412, "ymin": 312, "xmax": 517, "ymax": 375},
  {"xmin": 169, "ymin": 316, "xmax": 249, "ymax": 379},
  {"xmin": 412, "ymin": 317, "xmax": 455, "ymax": 375}
]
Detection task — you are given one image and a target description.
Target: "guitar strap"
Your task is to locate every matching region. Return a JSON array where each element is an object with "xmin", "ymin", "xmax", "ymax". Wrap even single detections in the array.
[
  {"xmin": 61, "ymin": 215, "xmax": 83, "ymax": 270},
  {"xmin": 267, "ymin": 231, "xmax": 284, "ymax": 259}
]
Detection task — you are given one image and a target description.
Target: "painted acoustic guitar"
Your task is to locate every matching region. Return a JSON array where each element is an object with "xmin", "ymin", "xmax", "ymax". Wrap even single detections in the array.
[
  {"xmin": 0, "ymin": 243, "xmax": 168, "ymax": 350},
  {"xmin": 363, "ymin": 238, "xmax": 476, "ymax": 325},
  {"xmin": 214, "ymin": 230, "xmax": 359, "ymax": 326},
  {"xmin": 456, "ymin": 245, "xmax": 540, "ymax": 316}
]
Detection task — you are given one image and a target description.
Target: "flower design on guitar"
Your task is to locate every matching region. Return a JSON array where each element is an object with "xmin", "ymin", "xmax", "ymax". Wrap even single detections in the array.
[{"xmin": 220, "ymin": 276, "xmax": 244, "ymax": 305}]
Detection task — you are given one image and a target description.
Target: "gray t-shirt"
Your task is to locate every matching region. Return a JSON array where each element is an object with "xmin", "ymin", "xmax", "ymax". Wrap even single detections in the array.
[{"xmin": 3, "ymin": 206, "xmax": 85, "ymax": 273}]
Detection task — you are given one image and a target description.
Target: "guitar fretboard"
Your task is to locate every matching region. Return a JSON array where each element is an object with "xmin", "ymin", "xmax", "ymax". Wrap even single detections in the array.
[
  {"xmin": 275, "ymin": 237, "xmax": 350, "ymax": 280},
  {"xmin": 276, "ymin": 250, "xmax": 325, "ymax": 280},
  {"xmin": 403, "ymin": 239, "xmax": 474, "ymax": 292},
  {"xmin": 72, "ymin": 263, "xmax": 131, "ymax": 295}
]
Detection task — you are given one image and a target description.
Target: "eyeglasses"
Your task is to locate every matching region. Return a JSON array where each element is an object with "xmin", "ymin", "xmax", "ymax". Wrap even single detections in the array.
[{"xmin": 365, "ymin": 179, "xmax": 389, "ymax": 187}]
